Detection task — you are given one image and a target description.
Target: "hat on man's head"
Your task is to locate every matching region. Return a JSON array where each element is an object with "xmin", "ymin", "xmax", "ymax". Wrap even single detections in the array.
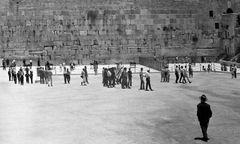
[{"xmin": 200, "ymin": 94, "xmax": 207, "ymax": 101}]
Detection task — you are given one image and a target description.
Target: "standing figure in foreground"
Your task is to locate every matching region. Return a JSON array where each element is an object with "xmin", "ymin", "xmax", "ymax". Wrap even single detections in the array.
[{"xmin": 196, "ymin": 95, "xmax": 212, "ymax": 142}]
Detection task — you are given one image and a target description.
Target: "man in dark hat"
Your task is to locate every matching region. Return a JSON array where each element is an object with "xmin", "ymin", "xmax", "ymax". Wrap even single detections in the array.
[{"xmin": 196, "ymin": 94, "xmax": 212, "ymax": 142}]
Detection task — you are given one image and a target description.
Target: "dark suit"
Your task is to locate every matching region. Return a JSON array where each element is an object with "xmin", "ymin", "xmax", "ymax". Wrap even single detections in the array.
[
  {"xmin": 197, "ymin": 102, "xmax": 212, "ymax": 139},
  {"xmin": 175, "ymin": 68, "xmax": 179, "ymax": 83}
]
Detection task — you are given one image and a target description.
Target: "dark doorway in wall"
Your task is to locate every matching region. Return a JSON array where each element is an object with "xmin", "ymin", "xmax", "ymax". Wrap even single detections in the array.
[
  {"xmin": 226, "ymin": 8, "xmax": 234, "ymax": 14},
  {"xmin": 215, "ymin": 23, "xmax": 219, "ymax": 29},
  {"xmin": 209, "ymin": 11, "xmax": 213, "ymax": 18},
  {"xmin": 237, "ymin": 15, "xmax": 240, "ymax": 27}
]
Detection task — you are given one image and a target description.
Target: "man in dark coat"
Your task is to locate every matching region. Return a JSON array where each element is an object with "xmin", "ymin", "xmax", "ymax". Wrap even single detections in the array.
[
  {"xmin": 197, "ymin": 95, "xmax": 212, "ymax": 142},
  {"xmin": 8, "ymin": 68, "xmax": 12, "ymax": 81},
  {"xmin": 127, "ymin": 68, "xmax": 132, "ymax": 88},
  {"xmin": 2, "ymin": 59, "xmax": 6, "ymax": 70},
  {"xmin": 12, "ymin": 69, "xmax": 17, "ymax": 84},
  {"xmin": 121, "ymin": 68, "xmax": 128, "ymax": 89},
  {"xmin": 30, "ymin": 71, "xmax": 33, "ymax": 84},
  {"xmin": 175, "ymin": 66, "xmax": 179, "ymax": 83}
]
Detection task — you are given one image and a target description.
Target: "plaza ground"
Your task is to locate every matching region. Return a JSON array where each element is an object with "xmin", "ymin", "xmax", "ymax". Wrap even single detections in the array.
[{"xmin": 0, "ymin": 69, "xmax": 240, "ymax": 144}]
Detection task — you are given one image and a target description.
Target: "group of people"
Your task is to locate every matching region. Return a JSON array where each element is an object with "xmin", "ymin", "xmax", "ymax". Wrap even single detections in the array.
[
  {"xmin": 175, "ymin": 65, "xmax": 192, "ymax": 84},
  {"xmin": 101, "ymin": 67, "xmax": 153, "ymax": 91},
  {"xmin": 139, "ymin": 68, "xmax": 153, "ymax": 91},
  {"xmin": 7, "ymin": 67, "xmax": 33, "ymax": 85},
  {"xmin": 161, "ymin": 67, "xmax": 170, "ymax": 83},
  {"xmin": 102, "ymin": 67, "xmax": 117, "ymax": 88},
  {"xmin": 2, "ymin": 59, "xmax": 17, "ymax": 70},
  {"xmin": 38, "ymin": 67, "xmax": 53, "ymax": 87},
  {"xmin": 101, "ymin": 67, "xmax": 133, "ymax": 89}
]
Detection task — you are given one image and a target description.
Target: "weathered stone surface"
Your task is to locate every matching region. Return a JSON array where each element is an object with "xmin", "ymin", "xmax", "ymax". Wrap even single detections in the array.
[{"xmin": 0, "ymin": 0, "xmax": 240, "ymax": 62}]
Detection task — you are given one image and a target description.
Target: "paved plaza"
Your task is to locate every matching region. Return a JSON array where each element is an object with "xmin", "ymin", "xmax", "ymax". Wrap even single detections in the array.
[{"xmin": 0, "ymin": 69, "xmax": 240, "ymax": 144}]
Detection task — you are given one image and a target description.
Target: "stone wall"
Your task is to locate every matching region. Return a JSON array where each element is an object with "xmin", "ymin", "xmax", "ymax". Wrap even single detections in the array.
[{"xmin": 0, "ymin": 0, "xmax": 239, "ymax": 63}]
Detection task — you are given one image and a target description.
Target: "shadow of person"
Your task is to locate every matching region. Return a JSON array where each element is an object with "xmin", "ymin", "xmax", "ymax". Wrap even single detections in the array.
[{"xmin": 194, "ymin": 137, "xmax": 209, "ymax": 142}]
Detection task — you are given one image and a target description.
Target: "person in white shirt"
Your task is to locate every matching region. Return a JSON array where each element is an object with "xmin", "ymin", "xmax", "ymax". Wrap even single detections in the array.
[{"xmin": 145, "ymin": 70, "xmax": 153, "ymax": 91}]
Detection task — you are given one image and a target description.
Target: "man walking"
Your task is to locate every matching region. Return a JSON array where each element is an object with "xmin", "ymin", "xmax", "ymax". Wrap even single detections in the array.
[{"xmin": 196, "ymin": 95, "xmax": 212, "ymax": 142}]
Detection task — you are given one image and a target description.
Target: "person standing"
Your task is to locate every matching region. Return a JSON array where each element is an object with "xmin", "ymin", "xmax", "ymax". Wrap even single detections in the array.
[
  {"xmin": 2, "ymin": 59, "xmax": 6, "ymax": 70},
  {"xmin": 102, "ymin": 68, "xmax": 106, "ymax": 86},
  {"xmin": 30, "ymin": 71, "xmax": 33, "ymax": 84},
  {"xmin": 207, "ymin": 64, "xmax": 211, "ymax": 72},
  {"xmin": 233, "ymin": 64, "xmax": 237, "ymax": 78},
  {"xmin": 25, "ymin": 70, "xmax": 30, "ymax": 84},
  {"xmin": 20, "ymin": 68, "xmax": 24, "ymax": 85},
  {"xmin": 45, "ymin": 61, "xmax": 50, "ymax": 70},
  {"xmin": 66, "ymin": 68, "xmax": 71, "ymax": 84},
  {"xmin": 63, "ymin": 67, "xmax": 67, "ymax": 84},
  {"xmin": 145, "ymin": 70, "xmax": 153, "ymax": 91},
  {"xmin": 47, "ymin": 70, "xmax": 53, "ymax": 87},
  {"xmin": 12, "ymin": 69, "xmax": 17, "ymax": 84},
  {"xmin": 196, "ymin": 95, "xmax": 212, "ymax": 142},
  {"xmin": 39, "ymin": 68, "xmax": 45, "ymax": 84},
  {"xmin": 107, "ymin": 68, "xmax": 112, "ymax": 87},
  {"xmin": 17, "ymin": 69, "xmax": 21, "ymax": 84},
  {"xmin": 127, "ymin": 68, "xmax": 132, "ymax": 88},
  {"xmin": 93, "ymin": 60, "xmax": 98, "ymax": 75},
  {"xmin": 8, "ymin": 68, "xmax": 12, "ymax": 81},
  {"xmin": 81, "ymin": 68, "xmax": 87, "ymax": 86},
  {"xmin": 84, "ymin": 66, "xmax": 89, "ymax": 84},
  {"xmin": 179, "ymin": 66, "xmax": 185, "ymax": 83},
  {"xmin": 184, "ymin": 66, "xmax": 191, "ymax": 83},
  {"xmin": 139, "ymin": 68, "xmax": 145, "ymax": 90},
  {"xmin": 121, "ymin": 68, "xmax": 128, "ymax": 89},
  {"xmin": 175, "ymin": 66, "xmax": 180, "ymax": 83},
  {"xmin": 189, "ymin": 64, "xmax": 193, "ymax": 78}
]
